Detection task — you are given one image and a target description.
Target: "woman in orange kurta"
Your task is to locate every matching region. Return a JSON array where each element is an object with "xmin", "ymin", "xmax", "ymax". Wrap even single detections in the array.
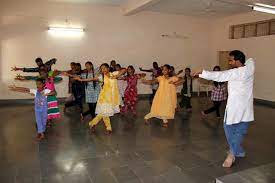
[{"xmin": 142, "ymin": 64, "xmax": 182, "ymax": 128}]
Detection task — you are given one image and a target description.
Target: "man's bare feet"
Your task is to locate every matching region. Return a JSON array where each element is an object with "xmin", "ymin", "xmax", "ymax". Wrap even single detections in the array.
[{"xmin": 222, "ymin": 153, "xmax": 235, "ymax": 168}]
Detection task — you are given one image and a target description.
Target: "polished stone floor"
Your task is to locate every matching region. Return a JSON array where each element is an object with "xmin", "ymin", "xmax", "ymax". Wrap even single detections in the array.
[
  {"xmin": 216, "ymin": 162, "xmax": 275, "ymax": 183},
  {"xmin": 0, "ymin": 97, "xmax": 275, "ymax": 183}
]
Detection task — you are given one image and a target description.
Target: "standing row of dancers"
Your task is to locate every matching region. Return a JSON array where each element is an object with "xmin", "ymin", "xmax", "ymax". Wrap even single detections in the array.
[{"xmin": 9, "ymin": 50, "xmax": 255, "ymax": 168}]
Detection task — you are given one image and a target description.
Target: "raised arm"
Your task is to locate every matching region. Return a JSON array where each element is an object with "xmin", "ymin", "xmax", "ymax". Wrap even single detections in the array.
[
  {"xmin": 45, "ymin": 58, "xmax": 57, "ymax": 66},
  {"xmin": 176, "ymin": 70, "xmax": 183, "ymax": 76}
]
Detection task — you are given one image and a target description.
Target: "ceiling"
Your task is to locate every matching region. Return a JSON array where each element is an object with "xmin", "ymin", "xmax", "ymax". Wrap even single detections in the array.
[
  {"xmin": 47, "ymin": 0, "xmax": 275, "ymax": 17},
  {"xmin": 5, "ymin": 0, "xmax": 275, "ymax": 17},
  {"xmin": 47, "ymin": 0, "xmax": 127, "ymax": 6},
  {"xmin": 147, "ymin": 0, "xmax": 275, "ymax": 17}
]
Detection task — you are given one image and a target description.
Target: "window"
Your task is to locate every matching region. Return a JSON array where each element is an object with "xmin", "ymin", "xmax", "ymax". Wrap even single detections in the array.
[
  {"xmin": 257, "ymin": 22, "xmax": 269, "ymax": 36},
  {"xmin": 244, "ymin": 24, "xmax": 256, "ymax": 38},
  {"xmin": 270, "ymin": 20, "xmax": 275, "ymax": 35},
  {"xmin": 230, "ymin": 19, "xmax": 275, "ymax": 39}
]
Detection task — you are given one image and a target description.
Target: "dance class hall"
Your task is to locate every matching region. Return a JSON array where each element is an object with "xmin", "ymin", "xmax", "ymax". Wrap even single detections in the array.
[{"xmin": 0, "ymin": 0, "xmax": 275, "ymax": 182}]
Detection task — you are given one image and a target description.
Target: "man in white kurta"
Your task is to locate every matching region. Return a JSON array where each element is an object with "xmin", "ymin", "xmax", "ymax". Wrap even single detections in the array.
[{"xmin": 195, "ymin": 50, "xmax": 255, "ymax": 168}]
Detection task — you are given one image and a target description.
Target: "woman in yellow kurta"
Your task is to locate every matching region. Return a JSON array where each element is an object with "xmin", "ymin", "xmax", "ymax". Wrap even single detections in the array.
[
  {"xmin": 142, "ymin": 64, "xmax": 182, "ymax": 128},
  {"xmin": 75, "ymin": 63, "xmax": 126, "ymax": 135}
]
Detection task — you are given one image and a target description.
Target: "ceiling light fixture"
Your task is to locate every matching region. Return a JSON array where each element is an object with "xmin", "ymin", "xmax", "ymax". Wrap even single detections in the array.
[
  {"xmin": 254, "ymin": 3, "xmax": 275, "ymax": 9},
  {"xmin": 252, "ymin": 5, "xmax": 275, "ymax": 15},
  {"xmin": 251, "ymin": 3, "xmax": 275, "ymax": 15},
  {"xmin": 48, "ymin": 27, "xmax": 85, "ymax": 37}
]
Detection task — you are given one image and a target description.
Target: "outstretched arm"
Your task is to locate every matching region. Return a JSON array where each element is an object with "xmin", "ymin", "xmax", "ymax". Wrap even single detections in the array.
[
  {"xmin": 15, "ymin": 74, "xmax": 38, "ymax": 81},
  {"xmin": 116, "ymin": 68, "xmax": 127, "ymax": 78},
  {"xmin": 11, "ymin": 66, "xmax": 39, "ymax": 72},
  {"xmin": 50, "ymin": 70, "xmax": 62, "ymax": 78},
  {"xmin": 141, "ymin": 78, "xmax": 158, "ymax": 85},
  {"xmin": 74, "ymin": 76, "xmax": 99, "ymax": 82},
  {"xmin": 137, "ymin": 73, "xmax": 146, "ymax": 79},
  {"xmin": 110, "ymin": 68, "xmax": 127, "ymax": 79},
  {"xmin": 193, "ymin": 58, "xmax": 255, "ymax": 82},
  {"xmin": 139, "ymin": 67, "xmax": 152, "ymax": 72},
  {"xmin": 8, "ymin": 85, "xmax": 31, "ymax": 94},
  {"xmin": 170, "ymin": 77, "xmax": 185, "ymax": 86}
]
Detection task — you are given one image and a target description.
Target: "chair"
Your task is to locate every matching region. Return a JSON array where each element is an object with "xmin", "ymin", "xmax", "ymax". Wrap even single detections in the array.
[{"xmin": 197, "ymin": 78, "xmax": 212, "ymax": 97}]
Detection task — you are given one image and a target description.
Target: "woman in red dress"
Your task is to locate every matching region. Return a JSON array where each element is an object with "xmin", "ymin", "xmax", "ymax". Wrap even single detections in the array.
[{"xmin": 121, "ymin": 66, "xmax": 145, "ymax": 116}]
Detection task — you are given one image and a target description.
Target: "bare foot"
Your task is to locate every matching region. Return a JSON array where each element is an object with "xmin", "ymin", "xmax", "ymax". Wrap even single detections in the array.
[
  {"xmin": 36, "ymin": 133, "xmax": 45, "ymax": 141},
  {"xmin": 80, "ymin": 113, "xmax": 84, "ymax": 121},
  {"xmin": 162, "ymin": 123, "xmax": 168, "ymax": 128},
  {"xmin": 222, "ymin": 153, "xmax": 235, "ymax": 168},
  {"xmin": 144, "ymin": 119, "xmax": 150, "ymax": 125},
  {"xmin": 89, "ymin": 126, "xmax": 96, "ymax": 133},
  {"xmin": 201, "ymin": 111, "xmax": 207, "ymax": 117},
  {"xmin": 106, "ymin": 130, "xmax": 112, "ymax": 135}
]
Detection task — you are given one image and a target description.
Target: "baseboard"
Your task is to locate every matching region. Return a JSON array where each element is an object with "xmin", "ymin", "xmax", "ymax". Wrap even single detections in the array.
[{"xmin": 254, "ymin": 98, "xmax": 275, "ymax": 108}]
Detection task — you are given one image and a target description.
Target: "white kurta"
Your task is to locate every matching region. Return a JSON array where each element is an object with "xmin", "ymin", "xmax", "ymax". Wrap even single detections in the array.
[{"xmin": 199, "ymin": 58, "xmax": 255, "ymax": 125}]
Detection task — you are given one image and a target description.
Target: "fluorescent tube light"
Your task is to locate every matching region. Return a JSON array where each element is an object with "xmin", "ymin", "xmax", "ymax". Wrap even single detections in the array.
[
  {"xmin": 252, "ymin": 5, "xmax": 275, "ymax": 15},
  {"xmin": 48, "ymin": 27, "xmax": 84, "ymax": 37},
  {"xmin": 254, "ymin": 3, "xmax": 275, "ymax": 9}
]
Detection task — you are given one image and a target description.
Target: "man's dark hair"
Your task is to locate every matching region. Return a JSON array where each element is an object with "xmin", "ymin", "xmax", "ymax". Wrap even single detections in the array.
[
  {"xmin": 229, "ymin": 50, "xmax": 246, "ymax": 64},
  {"xmin": 35, "ymin": 57, "xmax": 43, "ymax": 63}
]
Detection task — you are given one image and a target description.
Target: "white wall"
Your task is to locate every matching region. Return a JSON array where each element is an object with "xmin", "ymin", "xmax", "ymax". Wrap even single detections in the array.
[
  {"xmin": 0, "ymin": 0, "xmax": 214, "ymax": 99},
  {"xmin": 210, "ymin": 11, "xmax": 275, "ymax": 102}
]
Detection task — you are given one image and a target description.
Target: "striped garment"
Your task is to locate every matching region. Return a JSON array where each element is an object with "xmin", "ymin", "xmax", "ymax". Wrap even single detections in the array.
[
  {"xmin": 45, "ymin": 76, "xmax": 61, "ymax": 120},
  {"xmin": 47, "ymin": 95, "xmax": 61, "ymax": 119}
]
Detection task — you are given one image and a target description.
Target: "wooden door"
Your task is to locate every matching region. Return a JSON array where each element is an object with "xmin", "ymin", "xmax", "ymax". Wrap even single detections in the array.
[{"xmin": 219, "ymin": 51, "xmax": 231, "ymax": 70}]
